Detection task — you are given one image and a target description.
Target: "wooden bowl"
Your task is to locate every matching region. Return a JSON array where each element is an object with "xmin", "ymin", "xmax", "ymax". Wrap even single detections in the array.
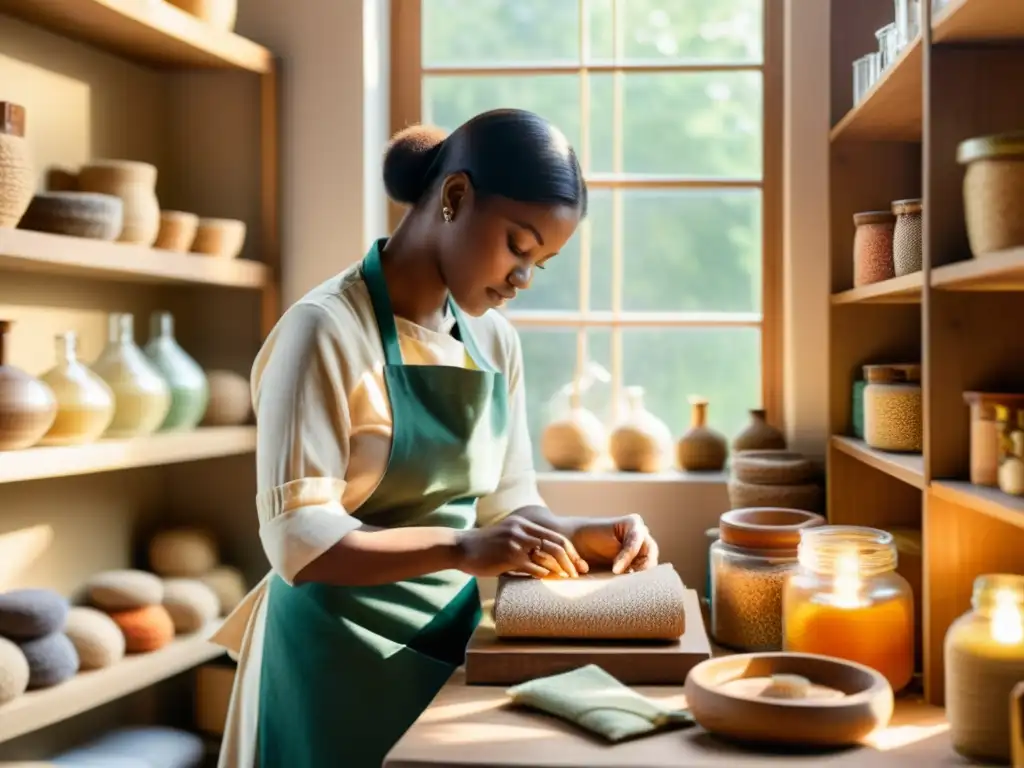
[
  {"xmin": 191, "ymin": 217, "xmax": 246, "ymax": 259},
  {"xmin": 154, "ymin": 210, "xmax": 199, "ymax": 252},
  {"xmin": 684, "ymin": 652, "xmax": 894, "ymax": 747}
]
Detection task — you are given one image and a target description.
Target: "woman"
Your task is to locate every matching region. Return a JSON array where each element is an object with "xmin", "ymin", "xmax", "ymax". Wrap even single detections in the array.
[{"xmin": 213, "ymin": 108, "xmax": 662, "ymax": 768}]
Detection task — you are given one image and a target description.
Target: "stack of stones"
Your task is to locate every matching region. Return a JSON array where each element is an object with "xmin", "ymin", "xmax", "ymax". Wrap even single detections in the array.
[
  {"xmin": 0, "ymin": 588, "xmax": 78, "ymax": 703},
  {"xmin": 84, "ymin": 570, "xmax": 178, "ymax": 653}
]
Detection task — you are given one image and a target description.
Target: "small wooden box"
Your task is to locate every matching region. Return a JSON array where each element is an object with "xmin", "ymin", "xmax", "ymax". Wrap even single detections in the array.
[{"xmin": 465, "ymin": 588, "xmax": 711, "ymax": 685}]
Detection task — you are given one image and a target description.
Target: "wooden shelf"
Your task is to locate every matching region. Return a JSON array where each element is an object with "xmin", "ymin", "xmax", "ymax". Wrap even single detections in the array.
[
  {"xmin": 933, "ymin": 0, "xmax": 1024, "ymax": 43},
  {"xmin": 0, "ymin": 427, "xmax": 256, "ymax": 485},
  {"xmin": 831, "ymin": 436, "xmax": 926, "ymax": 489},
  {"xmin": 0, "ymin": 0, "xmax": 272, "ymax": 73},
  {"xmin": 831, "ymin": 272, "xmax": 924, "ymax": 304},
  {"xmin": 930, "ymin": 248, "xmax": 1024, "ymax": 291},
  {"xmin": 0, "ymin": 229, "xmax": 269, "ymax": 289},
  {"xmin": 830, "ymin": 35, "xmax": 923, "ymax": 142},
  {"xmin": 931, "ymin": 480, "xmax": 1024, "ymax": 529},
  {"xmin": 0, "ymin": 621, "xmax": 224, "ymax": 744}
]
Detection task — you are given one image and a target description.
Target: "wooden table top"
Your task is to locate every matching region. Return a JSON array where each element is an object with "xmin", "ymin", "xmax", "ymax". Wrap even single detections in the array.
[{"xmin": 385, "ymin": 669, "xmax": 975, "ymax": 768}]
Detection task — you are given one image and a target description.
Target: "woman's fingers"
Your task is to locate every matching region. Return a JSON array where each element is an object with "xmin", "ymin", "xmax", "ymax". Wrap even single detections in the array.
[
  {"xmin": 612, "ymin": 522, "xmax": 647, "ymax": 575},
  {"xmin": 536, "ymin": 539, "xmax": 578, "ymax": 578},
  {"xmin": 517, "ymin": 519, "xmax": 587, "ymax": 573},
  {"xmin": 513, "ymin": 561, "xmax": 551, "ymax": 579}
]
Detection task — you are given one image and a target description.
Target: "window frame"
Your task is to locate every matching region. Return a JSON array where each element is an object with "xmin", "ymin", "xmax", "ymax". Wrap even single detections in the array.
[{"xmin": 389, "ymin": 0, "xmax": 785, "ymax": 431}]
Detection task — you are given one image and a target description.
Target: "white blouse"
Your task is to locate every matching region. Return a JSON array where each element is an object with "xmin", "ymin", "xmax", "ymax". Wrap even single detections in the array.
[{"xmin": 212, "ymin": 263, "xmax": 546, "ymax": 768}]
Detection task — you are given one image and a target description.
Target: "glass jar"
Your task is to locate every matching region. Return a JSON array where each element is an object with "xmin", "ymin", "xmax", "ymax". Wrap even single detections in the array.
[
  {"xmin": 711, "ymin": 508, "xmax": 825, "ymax": 653},
  {"xmin": 852, "ymin": 53, "xmax": 881, "ymax": 105},
  {"xmin": 876, "ymin": 23, "xmax": 899, "ymax": 71},
  {"xmin": 853, "ymin": 210, "xmax": 896, "ymax": 286},
  {"xmin": 783, "ymin": 525, "xmax": 915, "ymax": 692},
  {"xmin": 143, "ymin": 311, "xmax": 209, "ymax": 432},
  {"xmin": 894, "ymin": 0, "xmax": 922, "ymax": 50},
  {"xmin": 891, "ymin": 198, "xmax": 923, "ymax": 276},
  {"xmin": 38, "ymin": 331, "xmax": 115, "ymax": 446},
  {"xmin": 945, "ymin": 574, "xmax": 1024, "ymax": 763},
  {"xmin": 851, "ymin": 378, "xmax": 866, "ymax": 439},
  {"xmin": 996, "ymin": 404, "xmax": 1024, "ymax": 496},
  {"xmin": 863, "ymin": 363, "xmax": 922, "ymax": 452}
]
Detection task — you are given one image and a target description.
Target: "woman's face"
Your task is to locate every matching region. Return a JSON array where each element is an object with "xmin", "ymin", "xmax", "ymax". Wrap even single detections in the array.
[{"xmin": 436, "ymin": 173, "xmax": 582, "ymax": 316}]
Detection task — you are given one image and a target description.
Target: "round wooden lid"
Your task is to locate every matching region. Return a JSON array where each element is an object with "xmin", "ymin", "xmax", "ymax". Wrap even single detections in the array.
[{"xmin": 718, "ymin": 507, "xmax": 825, "ymax": 551}]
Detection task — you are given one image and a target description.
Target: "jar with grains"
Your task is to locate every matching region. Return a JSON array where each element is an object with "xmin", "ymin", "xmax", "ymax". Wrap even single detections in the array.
[
  {"xmin": 891, "ymin": 198, "xmax": 923, "ymax": 276},
  {"xmin": 957, "ymin": 132, "xmax": 1024, "ymax": 257},
  {"xmin": 852, "ymin": 379, "xmax": 866, "ymax": 439},
  {"xmin": 996, "ymin": 404, "xmax": 1024, "ymax": 496},
  {"xmin": 964, "ymin": 393, "xmax": 1024, "ymax": 487},
  {"xmin": 710, "ymin": 507, "xmax": 825, "ymax": 652},
  {"xmin": 853, "ymin": 211, "xmax": 896, "ymax": 287},
  {"xmin": 863, "ymin": 363, "xmax": 922, "ymax": 453}
]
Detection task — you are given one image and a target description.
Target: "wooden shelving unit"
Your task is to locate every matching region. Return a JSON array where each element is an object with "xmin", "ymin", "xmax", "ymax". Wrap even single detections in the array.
[
  {"xmin": 0, "ymin": 0, "xmax": 279, "ymax": 759},
  {"xmin": 827, "ymin": 0, "xmax": 1024, "ymax": 707}
]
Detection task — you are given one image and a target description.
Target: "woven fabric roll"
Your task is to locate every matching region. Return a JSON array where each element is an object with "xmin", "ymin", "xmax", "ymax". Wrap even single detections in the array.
[{"xmin": 493, "ymin": 563, "xmax": 687, "ymax": 640}]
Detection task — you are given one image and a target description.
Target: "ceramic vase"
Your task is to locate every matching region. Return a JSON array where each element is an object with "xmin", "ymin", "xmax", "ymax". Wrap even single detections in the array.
[
  {"xmin": 39, "ymin": 331, "xmax": 116, "ymax": 446},
  {"xmin": 608, "ymin": 386, "xmax": 672, "ymax": 473},
  {"xmin": 76, "ymin": 160, "xmax": 160, "ymax": 245},
  {"xmin": 0, "ymin": 320, "xmax": 57, "ymax": 450},
  {"xmin": 733, "ymin": 408, "xmax": 787, "ymax": 452},
  {"xmin": 203, "ymin": 370, "xmax": 252, "ymax": 426},
  {"xmin": 144, "ymin": 311, "xmax": 209, "ymax": 431},
  {"xmin": 91, "ymin": 313, "xmax": 171, "ymax": 438},
  {"xmin": 0, "ymin": 103, "xmax": 34, "ymax": 228},
  {"xmin": 677, "ymin": 396, "xmax": 728, "ymax": 471},
  {"xmin": 541, "ymin": 407, "xmax": 606, "ymax": 471}
]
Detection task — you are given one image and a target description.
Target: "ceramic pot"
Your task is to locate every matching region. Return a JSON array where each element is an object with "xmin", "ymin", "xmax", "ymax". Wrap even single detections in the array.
[
  {"xmin": 76, "ymin": 160, "xmax": 160, "ymax": 246},
  {"xmin": 0, "ymin": 103, "xmax": 35, "ymax": 228},
  {"xmin": 608, "ymin": 386, "xmax": 672, "ymax": 473},
  {"xmin": 541, "ymin": 407, "xmax": 606, "ymax": 472},
  {"xmin": 38, "ymin": 331, "xmax": 116, "ymax": 446},
  {"xmin": 167, "ymin": 0, "xmax": 238, "ymax": 30},
  {"xmin": 677, "ymin": 397, "xmax": 728, "ymax": 471},
  {"xmin": 733, "ymin": 408, "xmax": 787, "ymax": 452},
  {"xmin": 18, "ymin": 191, "xmax": 124, "ymax": 240},
  {"xmin": 0, "ymin": 320, "xmax": 58, "ymax": 450},
  {"xmin": 191, "ymin": 217, "xmax": 246, "ymax": 259},
  {"xmin": 144, "ymin": 311, "xmax": 209, "ymax": 431},
  {"xmin": 154, "ymin": 210, "xmax": 199, "ymax": 252},
  {"xmin": 91, "ymin": 313, "xmax": 171, "ymax": 438},
  {"xmin": 203, "ymin": 370, "xmax": 251, "ymax": 426}
]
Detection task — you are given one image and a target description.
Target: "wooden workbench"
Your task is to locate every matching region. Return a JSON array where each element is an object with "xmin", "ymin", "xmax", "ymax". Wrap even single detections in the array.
[{"xmin": 384, "ymin": 669, "xmax": 975, "ymax": 767}]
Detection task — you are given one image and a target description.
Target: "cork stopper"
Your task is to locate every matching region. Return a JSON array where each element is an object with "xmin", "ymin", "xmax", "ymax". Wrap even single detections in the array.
[{"xmin": 0, "ymin": 103, "xmax": 26, "ymax": 138}]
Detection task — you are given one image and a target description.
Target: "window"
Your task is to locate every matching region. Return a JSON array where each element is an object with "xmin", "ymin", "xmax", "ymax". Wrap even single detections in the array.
[{"xmin": 391, "ymin": 0, "xmax": 782, "ymax": 467}]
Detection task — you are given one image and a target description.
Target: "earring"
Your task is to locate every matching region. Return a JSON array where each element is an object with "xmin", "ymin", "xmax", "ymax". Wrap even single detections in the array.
[{"xmin": 442, "ymin": 206, "xmax": 453, "ymax": 223}]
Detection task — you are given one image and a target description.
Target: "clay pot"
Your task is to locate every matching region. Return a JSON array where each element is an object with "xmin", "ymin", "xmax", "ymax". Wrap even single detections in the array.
[
  {"xmin": 0, "ymin": 103, "xmax": 35, "ymax": 228},
  {"xmin": 731, "ymin": 450, "xmax": 816, "ymax": 486},
  {"xmin": 727, "ymin": 477, "xmax": 823, "ymax": 513},
  {"xmin": 541, "ymin": 407, "xmax": 606, "ymax": 472},
  {"xmin": 608, "ymin": 386, "xmax": 672, "ymax": 473},
  {"xmin": 733, "ymin": 408, "xmax": 787, "ymax": 452},
  {"xmin": 191, "ymin": 217, "xmax": 246, "ymax": 259},
  {"xmin": 76, "ymin": 160, "xmax": 160, "ymax": 246},
  {"xmin": 167, "ymin": 0, "xmax": 238, "ymax": 31},
  {"xmin": 38, "ymin": 331, "xmax": 116, "ymax": 446},
  {"xmin": 154, "ymin": 210, "xmax": 199, "ymax": 252},
  {"xmin": 0, "ymin": 320, "xmax": 58, "ymax": 450},
  {"xmin": 677, "ymin": 397, "xmax": 727, "ymax": 471},
  {"xmin": 203, "ymin": 370, "xmax": 252, "ymax": 426},
  {"xmin": 18, "ymin": 191, "xmax": 124, "ymax": 241}
]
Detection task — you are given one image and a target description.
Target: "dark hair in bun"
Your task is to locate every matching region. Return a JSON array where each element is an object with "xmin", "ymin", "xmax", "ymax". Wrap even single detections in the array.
[{"xmin": 382, "ymin": 108, "xmax": 587, "ymax": 215}]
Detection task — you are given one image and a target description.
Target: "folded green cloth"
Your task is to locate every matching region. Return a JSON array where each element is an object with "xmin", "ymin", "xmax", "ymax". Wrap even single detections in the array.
[{"xmin": 506, "ymin": 664, "xmax": 695, "ymax": 743}]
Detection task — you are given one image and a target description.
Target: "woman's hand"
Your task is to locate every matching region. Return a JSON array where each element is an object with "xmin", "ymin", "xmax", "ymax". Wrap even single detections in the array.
[
  {"xmin": 569, "ymin": 513, "xmax": 659, "ymax": 575},
  {"xmin": 455, "ymin": 515, "xmax": 589, "ymax": 579}
]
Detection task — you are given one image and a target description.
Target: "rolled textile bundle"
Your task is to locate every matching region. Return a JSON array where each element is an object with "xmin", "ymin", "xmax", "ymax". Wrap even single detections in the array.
[{"xmin": 493, "ymin": 562, "xmax": 687, "ymax": 641}]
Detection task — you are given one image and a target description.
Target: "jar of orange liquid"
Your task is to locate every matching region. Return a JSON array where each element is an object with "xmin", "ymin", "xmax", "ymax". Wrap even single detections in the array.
[{"xmin": 782, "ymin": 525, "xmax": 914, "ymax": 692}]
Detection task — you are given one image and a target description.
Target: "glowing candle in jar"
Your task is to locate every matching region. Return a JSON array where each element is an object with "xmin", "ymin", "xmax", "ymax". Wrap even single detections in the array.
[
  {"xmin": 945, "ymin": 573, "xmax": 1024, "ymax": 763},
  {"xmin": 782, "ymin": 526, "xmax": 914, "ymax": 692}
]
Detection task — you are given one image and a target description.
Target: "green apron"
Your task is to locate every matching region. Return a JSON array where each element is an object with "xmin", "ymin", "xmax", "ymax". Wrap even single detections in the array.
[{"xmin": 257, "ymin": 239, "xmax": 510, "ymax": 768}]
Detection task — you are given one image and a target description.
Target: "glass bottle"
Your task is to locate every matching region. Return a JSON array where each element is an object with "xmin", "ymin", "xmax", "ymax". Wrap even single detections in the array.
[
  {"xmin": 38, "ymin": 331, "xmax": 115, "ymax": 445},
  {"xmin": 608, "ymin": 386, "xmax": 672, "ymax": 473},
  {"xmin": 144, "ymin": 311, "xmax": 209, "ymax": 431},
  {"xmin": 91, "ymin": 313, "xmax": 171, "ymax": 438},
  {"xmin": 945, "ymin": 574, "xmax": 1024, "ymax": 763},
  {"xmin": 783, "ymin": 525, "xmax": 914, "ymax": 692}
]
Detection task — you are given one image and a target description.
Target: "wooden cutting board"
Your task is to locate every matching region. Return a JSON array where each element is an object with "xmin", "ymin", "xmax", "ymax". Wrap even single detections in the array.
[{"xmin": 465, "ymin": 588, "xmax": 711, "ymax": 685}]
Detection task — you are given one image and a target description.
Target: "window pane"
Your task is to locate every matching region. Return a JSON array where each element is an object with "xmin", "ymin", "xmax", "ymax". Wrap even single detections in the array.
[
  {"xmin": 622, "ymin": 327, "xmax": 761, "ymax": 443},
  {"xmin": 422, "ymin": 0, "xmax": 580, "ymax": 67},
  {"xmin": 590, "ymin": 71, "xmax": 763, "ymax": 179},
  {"xmin": 583, "ymin": 188, "xmax": 762, "ymax": 312},
  {"xmin": 518, "ymin": 329, "xmax": 612, "ymax": 468},
  {"xmin": 587, "ymin": 0, "xmax": 764, "ymax": 64}
]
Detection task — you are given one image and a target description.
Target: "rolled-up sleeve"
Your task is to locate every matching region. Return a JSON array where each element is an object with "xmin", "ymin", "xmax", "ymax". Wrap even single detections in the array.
[
  {"xmin": 476, "ymin": 326, "xmax": 546, "ymax": 527},
  {"xmin": 253, "ymin": 302, "xmax": 362, "ymax": 584}
]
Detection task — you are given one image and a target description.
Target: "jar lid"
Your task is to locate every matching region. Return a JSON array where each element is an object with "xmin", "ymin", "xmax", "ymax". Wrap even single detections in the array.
[
  {"xmin": 963, "ymin": 391, "xmax": 1024, "ymax": 406},
  {"xmin": 863, "ymin": 363, "xmax": 921, "ymax": 384},
  {"xmin": 891, "ymin": 198, "xmax": 922, "ymax": 215},
  {"xmin": 0, "ymin": 102, "xmax": 26, "ymax": 138},
  {"xmin": 718, "ymin": 508, "xmax": 825, "ymax": 551},
  {"xmin": 852, "ymin": 210, "xmax": 895, "ymax": 226},
  {"xmin": 957, "ymin": 131, "xmax": 1024, "ymax": 165}
]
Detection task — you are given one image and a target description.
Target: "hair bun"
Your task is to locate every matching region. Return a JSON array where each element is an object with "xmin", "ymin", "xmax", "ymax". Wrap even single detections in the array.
[{"xmin": 383, "ymin": 124, "xmax": 449, "ymax": 205}]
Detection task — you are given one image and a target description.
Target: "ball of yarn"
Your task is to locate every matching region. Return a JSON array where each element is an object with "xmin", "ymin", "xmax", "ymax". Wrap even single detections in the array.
[
  {"xmin": 162, "ymin": 579, "xmax": 219, "ymax": 634},
  {"xmin": 63, "ymin": 606, "xmax": 126, "ymax": 670},
  {"xmin": 0, "ymin": 635, "xmax": 30, "ymax": 704},
  {"xmin": 109, "ymin": 605, "xmax": 175, "ymax": 653},
  {"xmin": 85, "ymin": 569, "xmax": 164, "ymax": 611},
  {"xmin": 199, "ymin": 565, "xmax": 247, "ymax": 615},
  {"xmin": 0, "ymin": 588, "xmax": 70, "ymax": 640},
  {"xmin": 55, "ymin": 726, "xmax": 204, "ymax": 768},
  {"xmin": 148, "ymin": 528, "xmax": 218, "ymax": 578},
  {"xmin": 19, "ymin": 632, "xmax": 79, "ymax": 689}
]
